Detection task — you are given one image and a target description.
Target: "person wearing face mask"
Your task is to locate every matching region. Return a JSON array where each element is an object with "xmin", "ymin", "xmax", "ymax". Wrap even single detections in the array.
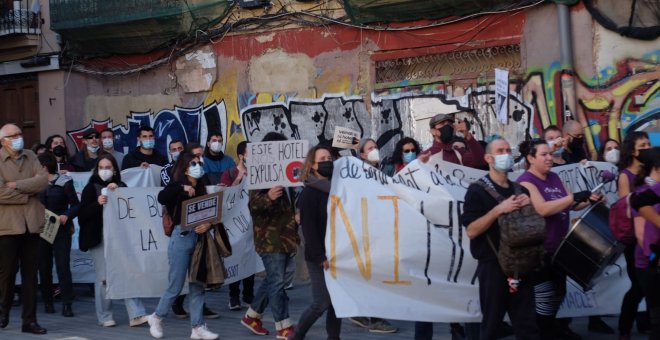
[
  {"xmin": 121, "ymin": 126, "xmax": 167, "ymax": 170},
  {"xmin": 78, "ymin": 154, "xmax": 149, "ymax": 328},
  {"xmin": 616, "ymin": 131, "xmax": 652, "ymax": 338},
  {"xmin": 147, "ymin": 151, "xmax": 219, "ymax": 340},
  {"xmin": 201, "ymin": 132, "xmax": 236, "ymax": 185},
  {"xmin": 598, "ymin": 138, "xmax": 620, "ymax": 165},
  {"xmin": 100, "ymin": 128, "xmax": 124, "ymax": 169},
  {"xmin": 462, "ymin": 138, "xmax": 539, "ymax": 339},
  {"xmin": 160, "ymin": 140, "xmax": 185, "ymax": 187},
  {"xmin": 71, "ymin": 129, "xmax": 106, "ymax": 172},
  {"xmin": 0, "ymin": 124, "xmax": 49, "ymax": 334},
  {"xmin": 357, "ymin": 138, "xmax": 382, "ymax": 167},
  {"xmin": 45, "ymin": 134, "xmax": 75, "ymax": 173},
  {"xmin": 389, "ymin": 137, "xmax": 421, "ymax": 175},
  {"xmin": 290, "ymin": 145, "xmax": 341, "ymax": 340},
  {"xmin": 542, "ymin": 125, "xmax": 567, "ymax": 167},
  {"xmin": 421, "ymin": 113, "xmax": 485, "ymax": 168},
  {"xmin": 562, "ymin": 120, "xmax": 590, "ymax": 164},
  {"xmin": 220, "ymin": 141, "xmax": 256, "ymax": 312}
]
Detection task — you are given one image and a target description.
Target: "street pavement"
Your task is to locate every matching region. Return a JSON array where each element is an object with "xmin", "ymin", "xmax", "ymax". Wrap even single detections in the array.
[{"xmin": 0, "ymin": 279, "xmax": 647, "ymax": 340}]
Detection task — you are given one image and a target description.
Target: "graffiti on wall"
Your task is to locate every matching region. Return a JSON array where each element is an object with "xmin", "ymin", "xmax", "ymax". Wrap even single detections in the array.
[
  {"xmin": 68, "ymin": 54, "xmax": 658, "ymax": 164},
  {"xmin": 67, "ymin": 101, "xmax": 228, "ymax": 158}
]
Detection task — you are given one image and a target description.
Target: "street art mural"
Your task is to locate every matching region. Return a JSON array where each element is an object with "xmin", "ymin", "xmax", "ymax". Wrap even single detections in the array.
[{"xmin": 67, "ymin": 54, "xmax": 659, "ymax": 164}]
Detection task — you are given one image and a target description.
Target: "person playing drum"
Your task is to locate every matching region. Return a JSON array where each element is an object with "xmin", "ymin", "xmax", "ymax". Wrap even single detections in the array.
[{"xmin": 516, "ymin": 139, "xmax": 602, "ymax": 339}]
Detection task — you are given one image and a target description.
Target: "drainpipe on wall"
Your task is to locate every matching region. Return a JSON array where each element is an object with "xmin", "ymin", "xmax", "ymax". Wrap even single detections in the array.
[{"xmin": 558, "ymin": 3, "xmax": 597, "ymax": 159}]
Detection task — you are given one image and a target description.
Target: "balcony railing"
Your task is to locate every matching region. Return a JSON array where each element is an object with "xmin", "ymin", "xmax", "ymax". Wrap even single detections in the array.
[{"xmin": 0, "ymin": 1, "xmax": 41, "ymax": 36}]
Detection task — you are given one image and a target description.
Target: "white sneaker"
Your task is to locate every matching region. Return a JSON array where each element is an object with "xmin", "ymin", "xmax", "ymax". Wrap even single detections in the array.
[
  {"xmin": 130, "ymin": 315, "xmax": 149, "ymax": 327},
  {"xmin": 101, "ymin": 320, "xmax": 116, "ymax": 327},
  {"xmin": 148, "ymin": 313, "xmax": 164, "ymax": 339},
  {"xmin": 191, "ymin": 324, "xmax": 219, "ymax": 340}
]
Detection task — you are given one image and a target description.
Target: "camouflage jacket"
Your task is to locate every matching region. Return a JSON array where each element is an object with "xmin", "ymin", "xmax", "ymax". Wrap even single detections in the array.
[{"xmin": 249, "ymin": 189, "xmax": 299, "ymax": 254}]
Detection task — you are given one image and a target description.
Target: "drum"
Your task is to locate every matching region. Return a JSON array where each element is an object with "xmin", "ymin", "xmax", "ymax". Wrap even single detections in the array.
[{"xmin": 552, "ymin": 201, "xmax": 625, "ymax": 291}]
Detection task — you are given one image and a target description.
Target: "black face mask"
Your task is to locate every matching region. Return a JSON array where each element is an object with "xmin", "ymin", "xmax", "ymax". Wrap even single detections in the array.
[
  {"xmin": 53, "ymin": 145, "xmax": 66, "ymax": 157},
  {"xmin": 316, "ymin": 161, "xmax": 334, "ymax": 178},
  {"xmin": 636, "ymin": 148, "xmax": 652, "ymax": 163},
  {"xmin": 570, "ymin": 137, "xmax": 584, "ymax": 150},
  {"xmin": 439, "ymin": 125, "xmax": 454, "ymax": 144}
]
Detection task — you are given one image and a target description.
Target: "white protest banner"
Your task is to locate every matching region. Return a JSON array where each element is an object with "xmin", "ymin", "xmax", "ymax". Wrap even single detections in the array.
[
  {"xmin": 246, "ymin": 140, "xmax": 308, "ymax": 190},
  {"xmin": 103, "ymin": 187, "xmax": 170, "ymax": 299},
  {"xmin": 495, "ymin": 68, "xmax": 509, "ymax": 124},
  {"xmin": 326, "ymin": 156, "xmax": 629, "ymax": 322},
  {"xmin": 208, "ymin": 182, "xmax": 264, "ymax": 283},
  {"xmin": 332, "ymin": 126, "xmax": 360, "ymax": 149},
  {"xmin": 40, "ymin": 209, "xmax": 61, "ymax": 244}
]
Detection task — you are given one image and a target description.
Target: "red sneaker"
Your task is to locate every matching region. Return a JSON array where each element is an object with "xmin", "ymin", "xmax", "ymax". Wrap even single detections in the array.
[
  {"xmin": 276, "ymin": 326, "xmax": 294, "ymax": 340},
  {"xmin": 241, "ymin": 315, "xmax": 269, "ymax": 335}
]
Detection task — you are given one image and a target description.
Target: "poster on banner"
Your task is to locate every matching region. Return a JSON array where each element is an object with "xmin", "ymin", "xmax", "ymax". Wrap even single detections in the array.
[
  {"xmin": 208, "ymin": 183, "xmax": 264, "ymax": 283},
  {"xmin": 246, "ymin": 140, "xmax": 308, "ymax": 190},
  {"xmin": 40, "ymin": 209, "xmax": 61, "ymax": 244},
  {"xmin": 181, "ymin": 192, "xmax": 223, "ymax": 230},
  {"xmin": 325, "ymin": 156, "xmax": 629, "ymax": 322},
  {"xmin": 332, "ymin": 126, "xmax": 360, "ymax": 149},
  {"xmin": 103, "ymin": 187, "xmax": 170, "ymax": 299},
  {"xmin": 495, "ymin": 68, "xmax": 509, "ymax": 124}
]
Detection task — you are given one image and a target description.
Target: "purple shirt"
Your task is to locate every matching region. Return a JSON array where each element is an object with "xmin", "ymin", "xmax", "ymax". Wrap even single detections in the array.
[
  {"xmin": 621, "ymin": 168, "xmax": 637, "ymax": 192},
  {"xmin": 633, "ymin": 182, "xmax": 660, "ymax": 269},
  {"xmin": 517, "ymin": 171, "xmax": 570, "ymax": 253}
]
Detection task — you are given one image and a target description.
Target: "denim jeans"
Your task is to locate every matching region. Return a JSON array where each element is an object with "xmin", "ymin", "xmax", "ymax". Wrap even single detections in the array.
[
  {"xmin": 154, "ymin": 225, "xmax": 206, "ymax": 327},
  {"xmin": 294, "ymin": 261, "xmax": 341, "ymax": 339},
  {"xmin": 252, "ymin": 252, "xmax": 294, "ymax": 323},
  {"xmin": 90, "ymin": 242, "xmax": 146, "ymax": 324}
]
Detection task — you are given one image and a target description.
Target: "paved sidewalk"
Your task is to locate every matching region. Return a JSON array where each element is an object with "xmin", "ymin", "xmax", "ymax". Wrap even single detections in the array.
[{"xmin": 0, "ymin": 280, "xmax": 646, "ymax": 340}]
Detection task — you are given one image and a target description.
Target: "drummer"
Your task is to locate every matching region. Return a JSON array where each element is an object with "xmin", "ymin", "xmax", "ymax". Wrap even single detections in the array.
[{"xmin": 516, "ymin": 139, "xmax": 602, "ymax": 339}]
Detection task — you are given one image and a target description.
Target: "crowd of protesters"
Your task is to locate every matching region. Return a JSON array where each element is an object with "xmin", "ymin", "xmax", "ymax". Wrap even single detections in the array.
[{"xmin": 0, "ymin": 113, "xmax": 658, "ymax": 340}]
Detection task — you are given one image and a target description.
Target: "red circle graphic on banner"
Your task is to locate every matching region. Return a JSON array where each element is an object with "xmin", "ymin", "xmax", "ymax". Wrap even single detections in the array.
[{"xmin": 286, "ymin": 161, "xmax": 304, "ymax": 183}]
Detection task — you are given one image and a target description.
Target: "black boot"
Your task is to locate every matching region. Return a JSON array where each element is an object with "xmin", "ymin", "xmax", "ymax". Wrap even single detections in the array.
[
  {"xmin": 62, "ymin": 304, "xmax": 73, "ymax": 317},
  {"xmin": 44, "ymin": 302, "xmax": 55, "ymax": 314}
]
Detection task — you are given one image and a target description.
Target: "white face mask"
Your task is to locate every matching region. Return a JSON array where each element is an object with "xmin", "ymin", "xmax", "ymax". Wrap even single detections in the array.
[
  {"xmin": 87, "ymin": 145, "xmax": 100, "ymax": 154},
  {"xmin": 102, "ymin": 138, "xmax": 113, "ymax": 149},
  {"xmin": 188, "ymin": 164, "xmax": 204, "ymax": 179},
  {"xmin": 604, "ymin": 149, "xmax": 620, "ymax": 164},
  {"xmin": 98, "ymin": 169, "xmax": 113, "ymax": 182},
  {"xmin": 367, "ymin": 148, "xmax": 380, "ymax": 163},
  {"xmin": 210, "ymin": 141, "xmax": 223, "ymax": 153},
  {"xmin": 493, "ymin": 154, "xmax": 514, "ymax": 172}
]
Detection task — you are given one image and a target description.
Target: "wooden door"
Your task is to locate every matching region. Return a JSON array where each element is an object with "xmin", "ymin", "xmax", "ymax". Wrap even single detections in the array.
[{"xmin": 0, "ymin": 77, "xmax": 40, "ymax": 148}]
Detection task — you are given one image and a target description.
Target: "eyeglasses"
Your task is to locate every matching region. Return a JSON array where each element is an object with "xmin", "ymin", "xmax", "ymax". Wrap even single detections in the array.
[
  {"xmin": 3, "ymin": 132, "xmax": 22, "ymax": 140},
  {"xmin": 402, "ymin": 149, "xmax": 416, "ymax": 154},
  {"xmin": 85, "ymin": 135, "xmax": 99, "ymax": 140},
  {"xmin": 190, "ymin": 161, "xmax": 204, "ymax": 167}
]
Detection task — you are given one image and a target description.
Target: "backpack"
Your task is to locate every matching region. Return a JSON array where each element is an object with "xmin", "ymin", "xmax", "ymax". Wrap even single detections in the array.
[
  {"xmin": 475, "ymin": 178, "xmax": 546, "ymax": 278},
  {"xmin": 609, "ymin": 194, "xmax": 635, "ymax": 245}
]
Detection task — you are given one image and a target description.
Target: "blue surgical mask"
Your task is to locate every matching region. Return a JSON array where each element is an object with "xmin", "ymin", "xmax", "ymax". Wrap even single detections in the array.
[
  {"xmin": 403, "ymin": 151, "xmax": 417, "ymax": 164},
  {"xmin": 142, "ymin": 139, "xmax": 155, "ymax": 150},
  {"xmin": 552, "ymin": 147, "xmax": 565, "ymax": 157},
  {"xmin": 188, "ymin": 164, "xmax": 204, "ymax": 179},
  {"xmin": 493, "ymin": 154, "xmax": 514, "ymax": 172},
  {"xmin": 171, "ymin": 151, "xmax": 180, "ymax": 162},
  {"xmin": 10, "ymin": 137, "xmax": 24, "ymax": 152}
]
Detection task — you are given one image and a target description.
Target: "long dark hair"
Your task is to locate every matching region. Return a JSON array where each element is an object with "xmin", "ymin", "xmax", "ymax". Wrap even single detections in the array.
[
  {"xmin": 89, "ymin": 154, "xmax": 121, "ymax": 184},
  {"xmin": 171, "ymin": 151, "xmax": 208, "ymax": 186},
  {"xmin": 619, "ymin": 131, "xmax": 649, "ymax": 171},
  {"xmin": 391, "ymin": 137, "xmax": 421, "ymax": 166},
  {"xmin": 45, "ymin": 134, "xmax": 70, "ymax": 163}
]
